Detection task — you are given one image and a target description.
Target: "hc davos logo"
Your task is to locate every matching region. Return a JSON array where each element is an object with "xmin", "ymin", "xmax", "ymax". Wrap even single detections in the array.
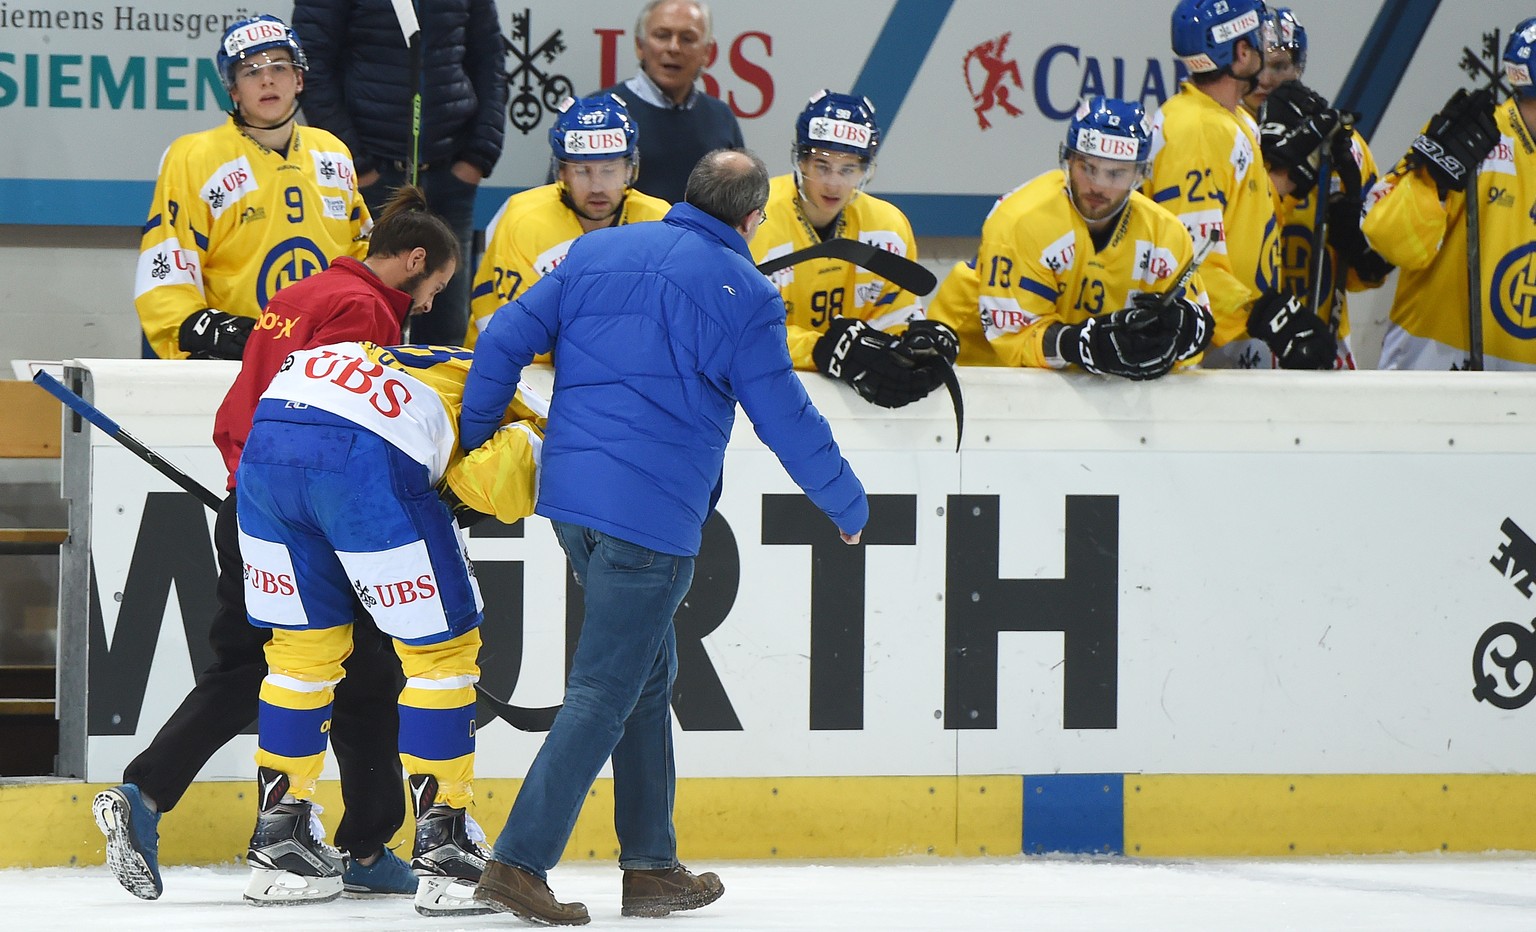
[
  {"xmin": 964, "ymin": 33, "xmax": 1024, "ymax": 130},
  {"xmin": 257, "ymin": 237, "xmax": 329, "ymax": 309},
  {"xmin": 504, "ymin": 8, "xmax": 572, "ymax": 135},
  {"xmin": 1489, "ymin": 244, "xmax": 1536, "ymax": 339}
]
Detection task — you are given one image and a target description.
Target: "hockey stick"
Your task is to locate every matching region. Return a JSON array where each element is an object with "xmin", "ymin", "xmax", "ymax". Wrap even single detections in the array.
[
  {"xmin": 32, "ymin": 370, "xmax": 225, "ymax": 511},
  {"xmin": 1158, "ymin": 227, "xmax": 1221, "ymax": 309},
  {"xmin": 1458, "ymin": 30, "xmax": 1507, "ymax": 371},
  {"xmin": 34, "ymin": 369, "xmax": 562, "ymax": 731},
  {"xmin": 389, "ymin": 0, "xmax": 423, "ymax": 187},
  {"xmin": 756, "ymin": 238, "xmax": 939, "ymax": 297}
]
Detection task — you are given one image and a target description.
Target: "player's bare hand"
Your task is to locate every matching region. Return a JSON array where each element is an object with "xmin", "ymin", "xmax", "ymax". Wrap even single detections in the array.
[{"xmin": 841, "ymin": 530, "xmax": 862, "ymax": 545}]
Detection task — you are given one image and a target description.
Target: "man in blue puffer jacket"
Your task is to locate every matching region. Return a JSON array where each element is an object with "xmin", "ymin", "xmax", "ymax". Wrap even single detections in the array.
[
  {"xmin": 460, "ymin": 148, "xmax": 867, "ymax": 925},
  {"xmin": 293, "ymin": 0, "xmax": 507, "ymax": 347}
]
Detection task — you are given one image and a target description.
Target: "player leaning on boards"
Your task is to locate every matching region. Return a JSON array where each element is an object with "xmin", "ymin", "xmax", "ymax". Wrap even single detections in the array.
[
  {"xmin": 1148, "ymin": 0, "xmax": 1334, "ymax": 369},
  {"xmin": 750, "ymin": 90, "xmax": 957, "ymax": 408},
  {"xmin": 466, "ymin": 93, "xmax": 669, "ymax": 348},
  {"xmin": 238, "ymin": 342, "xmax": 543, "ymax": 915},
  {"xmin": 134, "ymin": 14, "xmax": 370, "ymax": 360},
  {"xmin": 1363, "ymin": 18, "xmax": 1536, "ymax": 371},
  {"xmin": 1241, "ymin": 7, "xmax": 1392, "ymax": 369},
  {"xmin": 459, "ymin": 150, "xmax": 867, "ymax": 925},
  {"xmin": 961, "ymin": 96, "xmax": 1213, "ymax": 380}
]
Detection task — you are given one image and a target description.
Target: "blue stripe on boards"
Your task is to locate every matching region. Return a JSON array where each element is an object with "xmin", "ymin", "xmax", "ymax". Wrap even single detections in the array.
[
  {"xmin": 1336, "ymin": 0, "xmax": 1444, "ymax": 142},
  {"xmin": 849, "ymin": 0, "xmax": 956, "ymax": 136}
]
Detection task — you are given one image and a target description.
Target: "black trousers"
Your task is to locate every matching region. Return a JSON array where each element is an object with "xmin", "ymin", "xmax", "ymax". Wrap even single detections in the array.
[{"xmin": 123, "ymin": 489, "xmax": 406, "ymax": 857}]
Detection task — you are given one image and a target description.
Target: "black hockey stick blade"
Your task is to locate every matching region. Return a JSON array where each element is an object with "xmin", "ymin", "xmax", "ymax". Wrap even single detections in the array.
[
  {"xmin": 474, "ymin": 688, "xmax": 561, "ymax": 732},
  {"xmin": 33, "ymin": 370, "xmax": 226, "ymax": 511},
  {"xmin": 936, "ymin": 357, "xmax": 964, "ymax": 452},
  {"xmin": 757, "ymin": 238, "xmax": 938, "ymax": 296}
]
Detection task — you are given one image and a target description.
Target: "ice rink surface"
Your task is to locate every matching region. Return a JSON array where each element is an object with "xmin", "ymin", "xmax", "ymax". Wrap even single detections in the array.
[{"xmin": 4, "ymin": 855, "xmax": 1534, "ymax": 931}]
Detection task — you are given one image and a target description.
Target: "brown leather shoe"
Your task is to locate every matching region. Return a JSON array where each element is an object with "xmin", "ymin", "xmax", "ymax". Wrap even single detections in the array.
[
  {"xmin": 473, "ymin": 859, "xmax": 589, "ymax": 926},
  {"xmin": 621, "ymin": 864, "xmax": 724, "ymax": 917}
]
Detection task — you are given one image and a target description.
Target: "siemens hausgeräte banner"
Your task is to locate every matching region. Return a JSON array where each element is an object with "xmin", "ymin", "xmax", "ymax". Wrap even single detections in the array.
[{"xmin": 3, "ymin": 1, "xmax": 1530, "ymax": 232}]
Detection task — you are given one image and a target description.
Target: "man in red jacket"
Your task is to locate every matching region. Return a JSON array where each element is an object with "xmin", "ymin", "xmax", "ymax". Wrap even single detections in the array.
[{"xmin": 95, "ymin": 186, "xmax": 460, "ymax": 906}]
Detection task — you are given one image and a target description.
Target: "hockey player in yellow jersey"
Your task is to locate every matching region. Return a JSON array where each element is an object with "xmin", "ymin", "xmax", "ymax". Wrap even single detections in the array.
[
  {"xmin": 240, "ymin": 340, "xmax": 543, "ymax": 912},
  {"xmin": 976, "ymin": 96, "xmax": 1213, "ymax": 379},
  {"xmin": 1151, "ymin": 0, "xmax": 1334, "ymax": 369},
  {"xmin": 1240, "ymin": 7, "xmax": 1392, "ymax": 369},
  {"xmin": 135, "ymin": 14, "xmax": 371, "ymax": 360},
  {"xmin": 466, "ymin": 94, "xmax": 669, "ymax": 348},
  {"xmin": 750, "ymin": 90, "xmax": 955, "ymax": 408},
  {"xmin": 1363, "ymin": 18, "xmax": 1536, "ymax": 371}
]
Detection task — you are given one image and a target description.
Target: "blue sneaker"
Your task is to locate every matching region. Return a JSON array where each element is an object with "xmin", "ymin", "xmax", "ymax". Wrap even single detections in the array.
[
  {"xmin": 342, "ymin": 847, "xmax": 418, "ymax": 896},
  {"xmin": 93, "ymin": 784, "xmax": 162, "ymax": 900}
]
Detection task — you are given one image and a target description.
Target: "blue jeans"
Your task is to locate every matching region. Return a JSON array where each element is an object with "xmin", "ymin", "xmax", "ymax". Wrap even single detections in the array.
[
  {"xmin": 491, "ymin": 521, "xmax": 695, "ymax": 878},
  {"xmin": 361, "ymin": 163, "xmax": 478, "ymax": 346}
]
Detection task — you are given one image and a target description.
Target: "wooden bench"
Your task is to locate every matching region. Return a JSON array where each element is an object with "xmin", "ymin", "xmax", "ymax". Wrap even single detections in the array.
[
  {"xmin": 0, "ymin": 379, "xmax": 63, "ymax": 775},
  {"xmin": 0, "ymin": 379, "xmax": 67, "ymax": 554}
]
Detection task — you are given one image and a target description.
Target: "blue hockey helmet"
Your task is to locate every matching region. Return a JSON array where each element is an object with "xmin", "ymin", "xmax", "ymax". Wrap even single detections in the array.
[
  {"xmin": 1505, "ymin": 17, "xmax": 1536, "ymax": 99},
  {"xmin": 794, "ymin": 90, "xmax": 882, "ymax": 163},
  {"xmin": 1061, "ymin": 96, "xmax": 1153, "ymax": 165},
  {"xmin": 1269, "ymin": 7, "xmax": 1307, "ymax": 71},
  {"xmin": 549, "ymin": 94, "xmax": 640, "ymax": 162},
  {"xmin": 1171, "ymin": 0, "xmax": 1272, "ymax": 74},
  {"xmin": 215, "ymin": 14, "xmax": 307, "ymax": 89}
]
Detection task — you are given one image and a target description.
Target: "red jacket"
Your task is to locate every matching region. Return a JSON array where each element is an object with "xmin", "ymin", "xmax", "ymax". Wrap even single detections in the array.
[{"xmin": 213, "ymin": 256, "xmax": 412, "ymax": 486}]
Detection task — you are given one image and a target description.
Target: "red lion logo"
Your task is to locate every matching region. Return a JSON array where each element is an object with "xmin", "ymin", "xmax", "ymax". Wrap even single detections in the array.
[{"xmin": 964, "ymin": 33, "xmax": 1024, "ymax": 130}]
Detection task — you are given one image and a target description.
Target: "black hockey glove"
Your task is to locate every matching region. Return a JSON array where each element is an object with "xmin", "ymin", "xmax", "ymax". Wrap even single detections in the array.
[
  {"xmin": 1260, "ymin": 81, "xmax": 1342, "ymax": 199},
  {"xmin": 893, "ymin": 319, "xmax": 960, "ymax": 366},
  {"xmin": 812, "ymin": 317, "xmax": 944, "ymax": 408},
  {"xmin": 1056, "ymin": 306, "xmax": 1180, "ymax": 381},
  {"xmin": 179, "ymin": 308, "xmax": 254, "ymax": 360},
  {"xmin": 1325, "ymin": 197, "xmax": 1395, "ymax": 285},
  {"xmin": 1406, "ymin": 87, "xmax": 1498, "ymax": 194},
  {"xmin": 1247, "ymin": 292, "xmax": 1337, "ymax": 370},
  {"xmin": 1131, "ymin": 290, "xmax": 1212, "ymax": 363}
]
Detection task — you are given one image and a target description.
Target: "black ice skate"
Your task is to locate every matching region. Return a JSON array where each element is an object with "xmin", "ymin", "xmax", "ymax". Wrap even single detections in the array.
[
  {"xmin": 243, "ymin": 766, "xmax": 345, "ymax": 906},
  {"xmin": 409, "ymin": 773, "xmax": 494, "ymax": 917}
]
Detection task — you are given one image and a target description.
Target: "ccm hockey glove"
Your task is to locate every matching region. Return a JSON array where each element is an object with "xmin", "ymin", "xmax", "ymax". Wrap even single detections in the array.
[
  {"xmin": 1055, "ymin": 306, "xmax": 1181, "ymax": 380},
  {"xmin": 813, "ymin": 317, "xmax": 944, "ymax": 408},
  {"xmin": 1247, "ymin": 292, "xmax": 1337, "ymax": 370},
  {"xmin": 179, "ymin": 308, "xmax": 254, "ymax": 360},
  {"xmin": 1407, "ymin": 87, "xmax": 1499, "ymax": 194},
  {"xmin": 1259, "ymin": 80, "xmax": 1343, "ymax": 199},
  {"xmin": 893, "ymin": 319, "xmax": 960, "ymax": 366},
  {"xmin": 1130, "ymin": 290, "xmax": 1212, "ymax": 363}
]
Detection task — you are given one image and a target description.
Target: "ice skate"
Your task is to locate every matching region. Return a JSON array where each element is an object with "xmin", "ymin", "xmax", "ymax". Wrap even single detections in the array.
[
  {"xmin": 408, "ymin": 773, "xmax": 494, "ymax": 917},
  {"xmin": 243, "ymin": 766, "xmax": 345, "ymax": 905}
]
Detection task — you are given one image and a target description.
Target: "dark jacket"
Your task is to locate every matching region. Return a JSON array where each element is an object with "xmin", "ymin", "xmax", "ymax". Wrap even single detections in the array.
[
  {"xmin": 293, "ymin": 0, "xmax": 508, "ymax": 177},
  {"xmin": 459, "ymin": 203, "xmax": 868, "ymax": 555}
]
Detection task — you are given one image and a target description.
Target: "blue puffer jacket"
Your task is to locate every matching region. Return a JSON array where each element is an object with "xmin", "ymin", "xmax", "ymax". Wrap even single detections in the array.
[
  {"xmin": 292, "ymin": 0, "xmax": 508, "ymax": 177},
  {"xmin": 460, "ymin": 204, "xmax": 868, "ymax": 556}
]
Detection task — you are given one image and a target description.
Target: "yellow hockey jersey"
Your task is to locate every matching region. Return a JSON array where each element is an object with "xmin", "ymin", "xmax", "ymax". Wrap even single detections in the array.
[
  {"xmin": 925, "ymin": 258, "xmax": 1003, "ymax": 367},
  {"xmin": 1362, "ymin": 97, "xmax": 1536, "ymax": 370},
  {"xmin": 977, "ymin": 170, "xmax": 1208, "ymax": 369},
  {"xmin": 261, "ymin": 341, "xmax": 545, "ymax": 524},
  {"xmin": 749, "ymin": 174, "xmax": 922, "ymax": 369},
  {"xmin": 135, "ymin": 119, "xmax": 371, "ymax": 359},
  {"xmin": 1146, "ymin": 83, "xmax": 1282, "ymax": 347},
  {"xmin": 1268, "ymin": 128, "xmax": 1384, "ymax": 356},
  {"xmin": 466, "ymin": 183, "xmax": 671, "ymax": 347}
]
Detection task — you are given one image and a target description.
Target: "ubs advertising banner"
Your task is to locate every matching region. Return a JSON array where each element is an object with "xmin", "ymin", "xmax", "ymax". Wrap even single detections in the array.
[
  {"xmin": 2, "ymin": 1, "xmax": 1531, "ymax": 231},
  {"xmin": 63, "ymin": 361, "xmax": 1536, "ymax": 783}
]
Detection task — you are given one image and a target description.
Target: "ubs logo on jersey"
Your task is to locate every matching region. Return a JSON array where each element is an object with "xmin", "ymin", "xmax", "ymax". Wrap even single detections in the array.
[
  {"xmin": 1489, "ymin": 243, "xmax": 1536, "ymax": 339},
  {"xmin": 256, "ymin": 236, "xmax": 329, "ymax": 308},
  {"xmin": 300, "ymin": 351, "xmax": 414, "ymax": 418},
  {"xmin": 150, "ymin": 247, "xmax": 198, "ymax": 281},
  {"xmin": 504, "ymin": 8, "xmax": 572, "ymax": 135}
]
